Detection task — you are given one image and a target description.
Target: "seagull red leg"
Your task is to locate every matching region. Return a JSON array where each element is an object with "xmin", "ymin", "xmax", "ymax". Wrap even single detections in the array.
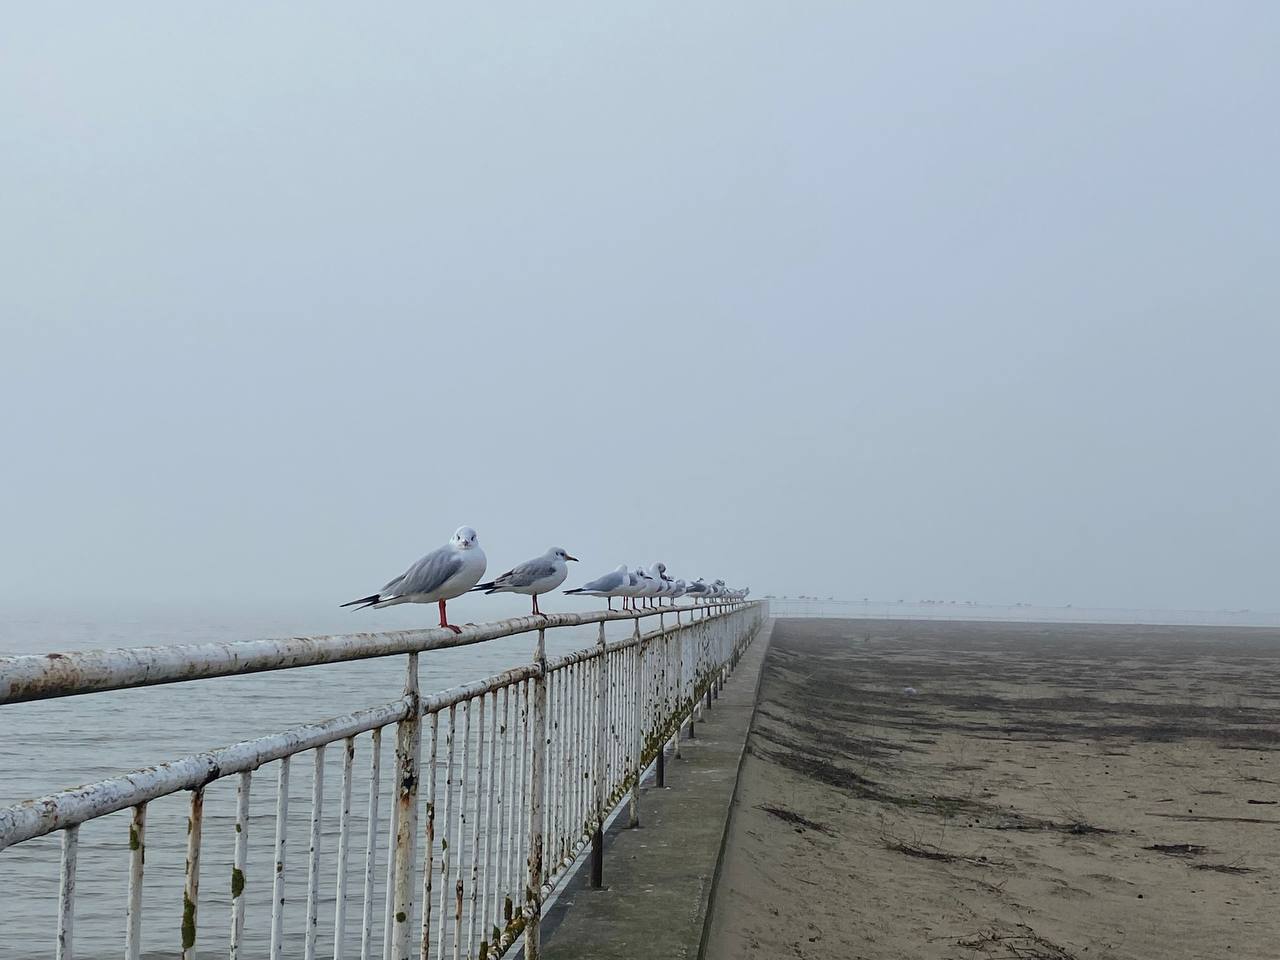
[{"xmin": 439, "ymin": 599, "xmax": 462, "ymax": 635}]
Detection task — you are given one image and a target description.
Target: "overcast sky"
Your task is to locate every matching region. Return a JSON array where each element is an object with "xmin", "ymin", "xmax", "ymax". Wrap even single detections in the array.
[{"xmin": 2, "ymin": 2, "xmax": 1277, "ymax": 617}]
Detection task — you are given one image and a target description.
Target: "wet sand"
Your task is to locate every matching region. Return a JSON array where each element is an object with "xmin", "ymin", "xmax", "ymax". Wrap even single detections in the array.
[{"xmin": 703, "ymin": 618, "xmax": 1280, "ymax": 960}]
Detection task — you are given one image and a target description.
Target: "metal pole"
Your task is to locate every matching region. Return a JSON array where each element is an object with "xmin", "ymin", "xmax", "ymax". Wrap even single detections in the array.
[
  {"xmin": 181, "ymin": 788, "xmax": 203, "ymax": 960},
  {"xmin": 674, "ymin": 622, "xmax": 684, "ymax": 757},
  {"xmin": 125, "ymin": 805, "xmax": 146, "ymax": 960},
  {"xmin": 391, "ymin": 653, "xmax": 422, "ymax": 960},
  {"xmin": 56, "ymin": 826, "xmax": 78, "ymax": 960},
  {"xmin": 524, "ymin": 629, "xmax": 548, "ymax": 960},
  {"xmin": 590, "ymin": 622, "xmax": 606, "ymax": 888},
  {"xmin": 229, "ymin": 775, "xmax": 250, "ymax": 960},
  {"xmin": 627, "ymin": 619, "xmax": 642, "ymax": 829}
]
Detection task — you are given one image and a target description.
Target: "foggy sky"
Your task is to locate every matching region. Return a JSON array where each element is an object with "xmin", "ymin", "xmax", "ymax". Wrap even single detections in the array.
[{"xmin": 2, "ymin": 2, "xmax": 1278, "ymax": 616}]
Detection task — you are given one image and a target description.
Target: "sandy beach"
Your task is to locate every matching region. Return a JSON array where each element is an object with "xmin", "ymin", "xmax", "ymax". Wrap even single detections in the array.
[{"xmin": 703, "ymin": 618, "xmax": 1280, "ymax": 960}]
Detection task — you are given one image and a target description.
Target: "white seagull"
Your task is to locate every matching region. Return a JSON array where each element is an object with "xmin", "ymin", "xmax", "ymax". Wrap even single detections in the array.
[
  {"xmin": 617, "ymin": 569, "xmax": 644, "ymax": 610},
  {"xmin": 635, "ymin": 566, "xmax": 660, "ymax": 608},
  {"xmin": 564, "ymin": 564, "xmax": 631, "ymax": 611},
  {"xmin": 472, "ymin": 546, "xmax": 578, "ymax": 616},
  {"xmin": 342, "ymin": 526, "xmax": 487, "ymax": 633}
]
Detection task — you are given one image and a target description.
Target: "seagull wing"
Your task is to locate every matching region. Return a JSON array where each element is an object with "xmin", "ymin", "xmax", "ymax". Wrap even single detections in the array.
[
  {"xmin": 494, "ymin": 558, "xmax": 558, "ymax": 589},
  {"xmin": 581, "ymin": 570, "xmax": 624, "ymax": 592},
  {"xmin": 386, "ymin": 547, "xmax": 464, "ymax": 599}
]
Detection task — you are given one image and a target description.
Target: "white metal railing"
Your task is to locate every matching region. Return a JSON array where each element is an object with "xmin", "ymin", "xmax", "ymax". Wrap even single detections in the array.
[{"xmin": 0, "ymin": 600, "xmax": 766, "ymax": 960}]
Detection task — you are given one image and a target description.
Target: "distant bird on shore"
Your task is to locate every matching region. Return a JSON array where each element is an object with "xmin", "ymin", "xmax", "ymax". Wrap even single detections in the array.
[
  {"xmin": 565, "ymin": 564, "xmax": 631, "ymax": 610},
  {"xmin": 472, "ymin": 546, "xmax": 578, "ymax": 616},
  {"xmin": 342, "ymin": 526, "xmax": 487, "ymax": 633}
]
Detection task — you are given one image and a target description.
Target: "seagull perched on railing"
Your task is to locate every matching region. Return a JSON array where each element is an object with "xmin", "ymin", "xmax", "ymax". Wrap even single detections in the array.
[
  {"xmin": 632, "ymin": 566, "xmax": 657, "ymax": 608},
  {"xmin": 472, "ymin": 547, "xmax": 577, "ymax": 616},
  {"xmin": 341, "ymin": 526, "xmax": 487, "ymax": 633},
  {"xmin": 684, "ymin": 578, "xmax": 709, "ymax": 601},
  {"xmin": 617, "ymin": 569, "xmax": 643, "ymax": 610},
  {"xmin": 564, "ymin": 564, "xmax": 630, "ymax": 611}
]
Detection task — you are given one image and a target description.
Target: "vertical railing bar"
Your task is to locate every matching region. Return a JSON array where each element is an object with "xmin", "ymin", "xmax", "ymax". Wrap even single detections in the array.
[
  {"xmin": 435, "ymin": 705, "xmax": 457, "ymax": 960},
  {"xmin": 334, "ymin": 736, "xmax": 356, "ymax": 960},
  {"xmin": 578, "ymin": 658, "xmax": 589, "ymax": 847},
  {"xmin": 493, "ymin": 684, "xmax": 511, "ymax": 937},
  {"xmin": 573, "ymin": 665, "xmax": 583, "ymax": 860},
  {"xmin": 229, "ymin": 773, "xmax": 251, "ymax": 960},
  {"xmin": 382, "ymin": 740, "xmax": 401, "ymax": 960},
  {"xmin": 591, "ymin": 622, "xmax": 606, "ymax": 887},
  {"xmin": 559, "ymin": 666, "xmax": 568, "ymax": 877},
  {"xmin": 558, "ymin": 666, "xmax": 570, "ymax": 871},
  {"xmin": 466, "ymin": 694, "xmax": 487, "ymax": 958},
  {"xmin": 514, "ymin": 679, "xmax": 530, "ymax": 923},
  {"xmin": 125, "ymin": 803, "xmax": 147, "ymax": 960},
  {"xmin": 182, "ymin": 787, "xmax": 204, "ymax": 960},
  {"xmin": 419, "ymin": 712, "xmax": 439, "ymax": 960},
  {"xmin": 479, "ymin": 689, "xmax": 499, "ymax": 954},
  {"xmin": 452, "ymin": 698, "xmax": 473, "ymax": 960},
  {"xmin": 628, "ymin": 619, "xmax": 642, "ymax": 828},
  {"xmin": 271, "ymin": 758, "xmax": 291, "ymax": 960},
  {"xmin": 305, "ymin": 744, "xmax": 326, "ymax": 960},
  {"xmin": 391, "ymin": 652, "xmax": 423, "ymax": 960},
  {"xmin": 524, "ymin": 629, "xmax": 548, "ymax": 960},
  {"xmin": 360, "ymin": 728, "xmax": 383, "ymax": 960},
  {"xmin": 541, "ymin": 670, "xmax": 553, "ymax": 886},
  {"xmin": 56, "ymin": 825, "xmax": 78, "ymax": 960}
]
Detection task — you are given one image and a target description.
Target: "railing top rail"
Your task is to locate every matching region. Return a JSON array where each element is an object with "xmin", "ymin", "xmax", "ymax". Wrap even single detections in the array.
[{"xmin": 0, "ymin": 601, "xmax": 756, "ymax": 705}]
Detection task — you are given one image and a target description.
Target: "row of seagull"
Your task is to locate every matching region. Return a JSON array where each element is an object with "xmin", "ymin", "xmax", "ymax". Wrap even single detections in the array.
[
  {"xmin": 566, "ymin": 563, "xmax": 749, "ymax": 610},
  {"xmin": 342, "ymin": 526, "xmax": 749, "ymax": 632}
]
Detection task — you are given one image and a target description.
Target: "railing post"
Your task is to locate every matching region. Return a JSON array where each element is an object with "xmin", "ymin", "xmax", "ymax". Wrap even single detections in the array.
[
  {"xmin": 655, "ymin": 612, "xmax": 666, "ymax": 788},
  {"xmin": 628, "ymin": 618, "xmax": 642, "ymax": 829},
  {"xmin": 181, "ymin": 788, "xmax": 203, "ymax": 960},
  {"xmin": 591, "ymin": 622, "xmax": 606, "ymax": 888},
  {"xmin": 525, "ymin": 629, "xmax": 548, "ymax": 959},
  {"xmin": 390, "ymin": 653, "xmax": 421, "ymax": 960},
  {"xmin": 674, "ymin": 615, "xmax": 684, "ymax": 757}
]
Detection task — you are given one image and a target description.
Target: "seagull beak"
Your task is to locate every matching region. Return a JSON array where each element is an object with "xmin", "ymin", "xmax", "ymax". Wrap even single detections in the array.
[{"xmin": 566, "ymin": 555, "xmax": 579, "ymax": 562}]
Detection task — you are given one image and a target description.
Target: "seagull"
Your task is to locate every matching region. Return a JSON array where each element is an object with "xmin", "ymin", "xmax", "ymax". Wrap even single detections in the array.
[
  {"xmin": 653, "ymin": 562, "xmax": 676, "ymax": 606},
  {"xmin": 635, "ymin": 566, "xmax": 660, "ymax": 608},
  {"xmin": 564, "ymin": 564, "xmax": 630, "ymax": 611},
  {"xmin": 646, "ymin": 562, "xmax": 672, "ymax": 607},
  {"xmin": 342, "ymin": 526, "xmax": 487, "ymax": 633},
  {"xmin": 617, "ymin": 569, "xmax": 643, "ymax": 610},
  {"xmin": 472, "ymin": 547, "xmax": 578, "ymax": 616},
  {"xmin": 685, "ymin": 578, "xmax": 709, "ymax": 601}
]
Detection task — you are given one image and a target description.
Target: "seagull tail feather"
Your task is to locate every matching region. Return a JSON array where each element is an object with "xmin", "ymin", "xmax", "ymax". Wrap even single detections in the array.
[{"xmin": 340, "ymin": 594, "xmax": 381, "ymax": 610}]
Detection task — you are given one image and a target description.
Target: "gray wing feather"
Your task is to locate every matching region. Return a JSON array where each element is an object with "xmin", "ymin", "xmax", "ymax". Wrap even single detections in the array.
[
  {"xmin": 497, "ymin": 559, "xmax": 557, "ymax": 588},
  {"xmin": 385, "ymin": 548, "xmax": 463, "ymax": 598},
  {"xmin": 581, "ymin": 570, "xmax": 624, "ymax": 592}
]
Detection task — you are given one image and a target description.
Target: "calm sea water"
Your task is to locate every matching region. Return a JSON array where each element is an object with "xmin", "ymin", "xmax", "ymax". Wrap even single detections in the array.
[{"xmin": 0, "ymin": 598, "xmax": 640, "ymax": 960}]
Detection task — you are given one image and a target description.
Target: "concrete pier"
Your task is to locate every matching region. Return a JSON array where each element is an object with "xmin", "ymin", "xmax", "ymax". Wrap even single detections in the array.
[{"xmin": 540, "ymin": 621, "xmax": 773, "ymax": 959}]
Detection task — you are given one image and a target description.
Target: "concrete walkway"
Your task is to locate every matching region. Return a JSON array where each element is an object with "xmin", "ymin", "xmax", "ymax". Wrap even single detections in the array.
[{"xmin": 540, "ymin": 620, "xmax": 773, "ymax": 960}]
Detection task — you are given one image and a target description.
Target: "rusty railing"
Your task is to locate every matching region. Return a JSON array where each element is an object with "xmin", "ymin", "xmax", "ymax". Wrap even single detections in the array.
[{"xmin": 0, "ymin": 600, "xmax": 766, "ymax": 960}]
